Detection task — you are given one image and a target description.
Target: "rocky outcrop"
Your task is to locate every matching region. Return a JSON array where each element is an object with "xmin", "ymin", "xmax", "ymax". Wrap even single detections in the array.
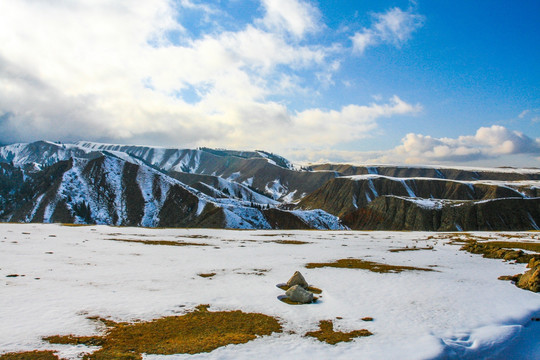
[
  {"xmin": 517, "ymin": 258, "xmax": 540, "ymax": 292},
  {"xmin": 297, "ymin": 176, "xmax": 531, "ymax": 218},
  {"xmin": 340, "ymin": 196, "xmax": 540, "ymax": 231}
]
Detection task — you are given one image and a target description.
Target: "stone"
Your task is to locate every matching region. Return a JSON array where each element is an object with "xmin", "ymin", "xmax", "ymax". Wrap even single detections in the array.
[
  {"xmin": 285, "ymin": 285, "xmax": 314, "ymax": 304},
  {"xmin": 286, "ymin": 271, "xmax": 309, "ymax": 289},
  {"xmin": 517, "ymin": 265, "xmax": 540, "ymax": 293}
]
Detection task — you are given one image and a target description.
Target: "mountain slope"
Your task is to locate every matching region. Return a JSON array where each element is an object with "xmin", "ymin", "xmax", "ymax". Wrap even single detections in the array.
[
  {"xmin": 0, "ymin": 147, "xmax": 344, "ymax": 230},
  {"xmin": 1, "ymin": 140, "xmax": 539, "ymax": 231},
  {"xmin": 341, "ymin": 196, "xmax": 540, "ymax": 231}
]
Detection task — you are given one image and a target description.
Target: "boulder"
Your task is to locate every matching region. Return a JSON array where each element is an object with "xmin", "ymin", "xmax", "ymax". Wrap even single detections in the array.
[
  {"xmin": 285, "ymin": 285, "xmax": 314, "ymax": 304},
  {"xmin": 517, "ymin": 264, "xmax": 540, "ymax": 293},
  {"xmin": 286, "ymin": 271, "xmax": 309, "ymax": 289}
]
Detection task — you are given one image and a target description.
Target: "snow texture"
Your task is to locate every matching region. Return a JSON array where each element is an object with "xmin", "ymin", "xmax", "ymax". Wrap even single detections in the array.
[{"xmin": 0, "ymin": 225, "xmax": 539, "ymax": 360}]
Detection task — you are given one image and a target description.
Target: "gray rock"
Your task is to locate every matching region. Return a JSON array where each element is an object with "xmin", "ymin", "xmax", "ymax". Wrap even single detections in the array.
[
  {"xmin": 285, "ymin": 285, "xmax": 314, "ymax": 303},
  {"xmin": 286, "ymin": 271, "xmax": 309, "ymax": 289}
]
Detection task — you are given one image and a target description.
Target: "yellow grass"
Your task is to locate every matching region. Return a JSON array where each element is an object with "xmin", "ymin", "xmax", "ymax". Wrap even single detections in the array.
[
  {"xmin": 305, "ymin": 320, "xmax": 372, "ymax": 344},
  {"xmin": 305, "ymin": 259, "xmax": 434, "ymax": 273},
  {"xmin": 44, "ymin": 305, "xmax": 282, "ymax": 359},
  {"xmin": 105, "ymin": 238, "xmax": 209, "ymax": 247},
  {"xmin": 0, "ymin": 351, "xmax": 60, "ymax": 360}
]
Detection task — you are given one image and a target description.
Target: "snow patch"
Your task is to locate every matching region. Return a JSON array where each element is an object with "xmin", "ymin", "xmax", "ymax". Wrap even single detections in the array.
[
  {"xmin": 291, "ymin": 209, "xmax": 346, "ymax": 230},
  {"xmin": 196, "ymin": 199, "xmax": 207, "ymax": 216},
  {"xmin": 223, "ymin": 206, "xmax": 271, "ymax": 229}
]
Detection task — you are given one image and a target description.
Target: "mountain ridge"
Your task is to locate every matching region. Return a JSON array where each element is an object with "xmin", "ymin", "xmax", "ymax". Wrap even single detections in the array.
[{"xmin": 1, "ymin": 140, "xmax": 539, "ymax": 230}]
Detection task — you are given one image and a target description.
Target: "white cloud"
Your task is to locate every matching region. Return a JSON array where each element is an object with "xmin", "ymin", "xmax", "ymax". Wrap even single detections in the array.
[
  {"xmin": 198, "ymin": 96, "xmax": 420, "ymax": 155},
  {"xmin": 351, "ymin": 7, "xmax": 424, "ymax": 54},
  {"xmin": 381, "ymin": 125, "xmax": 540, "ymax": 164},
  {"xmin": 0, "ymin": 0, "xmax": 333, "ymax": 146},
  {"xmin": 518, "ymin": 109, "xmax": 530, "ymax": 119},
  {"xmin": 0, "ymin": 1, "xmax": 424, "ymax": 162},
  {"xmin": 259, "ymin": 0, "xmax": 321, "ymax": 39},
  {"xmin": 295, "ymin": 126, "xmax": 540, "ymax": 167}
]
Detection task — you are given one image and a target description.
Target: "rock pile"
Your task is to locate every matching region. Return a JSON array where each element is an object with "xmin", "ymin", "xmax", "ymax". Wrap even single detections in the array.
[{"xmin": 277, "ymin": 271, "xmax": 319, "ymax": 304}]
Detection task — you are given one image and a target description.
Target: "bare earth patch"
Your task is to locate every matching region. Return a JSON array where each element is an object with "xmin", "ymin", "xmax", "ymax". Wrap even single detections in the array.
[
  {"xmin": 305, "ymin": 259, "xmax": 434, "ymax": 273},
  {"xmin": 305, "ymin": 320, "xmax": 372, "ymax": 345},
  {"xmin": 43, "ymin": 305, "xmax": 282, "ymax": 359}
]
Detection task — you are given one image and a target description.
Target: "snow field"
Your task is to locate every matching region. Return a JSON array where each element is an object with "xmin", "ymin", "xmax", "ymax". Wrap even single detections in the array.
[{"xmin": 0, "ymin": 224, "xmax": 539, "ymax": 359}]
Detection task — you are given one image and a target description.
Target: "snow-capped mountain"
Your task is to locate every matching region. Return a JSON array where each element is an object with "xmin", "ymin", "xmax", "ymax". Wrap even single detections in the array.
[
  {"xmin": 1, "ymin": 140, "xmax": 539, "ymax": 230},
  {"xmin": 0, "ymin": 141, "xmax": 343, "ymax": 230}
]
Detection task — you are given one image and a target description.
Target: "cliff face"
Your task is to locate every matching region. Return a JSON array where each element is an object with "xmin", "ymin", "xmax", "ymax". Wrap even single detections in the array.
[
  {"xmin": 341, "ymin": 196, "xmax": 540, "ymax": 231},
  {"xmin": 297, "ymin": 176, "xmax": 540, "ymax": 231}
]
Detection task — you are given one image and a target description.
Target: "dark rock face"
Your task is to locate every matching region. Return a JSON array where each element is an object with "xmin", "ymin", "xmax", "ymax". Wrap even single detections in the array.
[
  {"xmin": 340, "ymin": 196, "xmax": 540, "ymax": 231},
  {"xmin": 262, "ymin": 209, "xmax": 311, "ymax": 230},
  {"xmin": 297, "ymin": 175, "xmax": 540, "ymax": 231}
]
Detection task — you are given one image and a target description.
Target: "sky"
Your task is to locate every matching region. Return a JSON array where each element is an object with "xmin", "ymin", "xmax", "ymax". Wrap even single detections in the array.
[{"xmin": 0, "ymin": 0, "xmax": 539, "ymax": 167}]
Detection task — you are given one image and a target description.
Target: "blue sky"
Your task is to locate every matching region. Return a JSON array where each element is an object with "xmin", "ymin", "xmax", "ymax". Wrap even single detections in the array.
[{"xmin": 0, "ymin": 0, "xmax": 538, "ymax": 166}]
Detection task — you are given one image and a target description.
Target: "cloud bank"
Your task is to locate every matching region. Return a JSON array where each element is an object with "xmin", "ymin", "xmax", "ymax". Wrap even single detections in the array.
[
  {"xmin": 0, "ymin": 0, "xmax": 424, "ymax": 157},
  {"xmin": 0, "ymin": 1, "xmax": 535, "ymax": 167},
  {"xmin": 298, "ymin": 125, "xmax": 540, "ymax": 166}
]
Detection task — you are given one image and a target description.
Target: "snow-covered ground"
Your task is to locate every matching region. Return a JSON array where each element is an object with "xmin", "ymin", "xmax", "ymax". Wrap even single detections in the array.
[{"xmin": 1, "ymin": 224, "xmax": 539, "ymax": 359}]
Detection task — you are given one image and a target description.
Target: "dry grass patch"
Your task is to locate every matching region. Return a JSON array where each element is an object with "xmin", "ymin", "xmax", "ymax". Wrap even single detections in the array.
[
  {"xmin": 483, "ymin": 241, "xmax": 540, "ymax": 253},
  {"xmin": 43, "ymin": 335, "xmax": 104, "ymax": 346},
  {"xmin": 305, "ymin": 259, "xmax": 434, "ymax": 273},
  {"xmin": 305, "ymin": 320, "xmax": 372, "ymax": 345},
  {"xmin": 105, "ymin": 238, "xmax": 209, "ymax": 247},
  {"xmin": 235, "ymin": 269, "xmax": 269, "ymax": 276},
  {"xmin": 270, "ymin": 240, "xmax": 310, "ymax": 245},
  {"xmin": 257, "ymin": 234, "xmax": 294, "ymax": 237},
  {"xmin": 389, "ymin": 246, "xmax": 434, "ymax": 253},
  {"xmin": 460, "ymin": 241, "xmax": 539, "ymax": 264},
  {"xmin": 0, "ymin": 351, "xmax": 60, "ymax": 360},
  {"xmin": 197, "ymin": 272, "xmax": 216, "ymax": 278},
  {"xmin": 176, "ymin": 235, "xmax": 212, "ymax": 239},
  {"xmin": 44, "ymin": 305, "xmax": 282, "ymax": 359}
]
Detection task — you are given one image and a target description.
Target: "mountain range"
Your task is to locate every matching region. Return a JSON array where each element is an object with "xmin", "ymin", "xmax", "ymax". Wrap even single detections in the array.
[{"xmin": 1, "ymin": 140, "xmax": 539, "ymax": 231}]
